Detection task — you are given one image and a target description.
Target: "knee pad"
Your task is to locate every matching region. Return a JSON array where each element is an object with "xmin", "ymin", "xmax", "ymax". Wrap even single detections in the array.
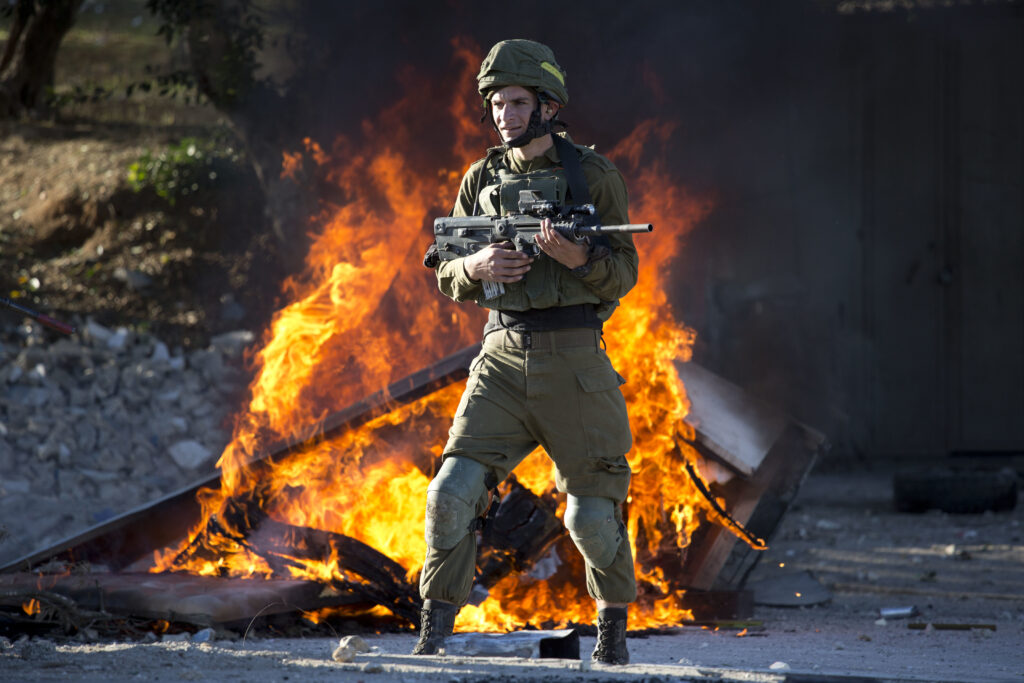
[
  {"xmin": 424, "ymin": 457, "xmax": 489, "ymax": 550},
  {"xmin": 564, "ymin": 495, "xmax": 622, "ymax": 570}
]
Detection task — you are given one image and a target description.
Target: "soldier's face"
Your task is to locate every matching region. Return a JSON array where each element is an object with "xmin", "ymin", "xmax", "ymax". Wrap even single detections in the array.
[{"xmin": 490, "ymin": 86, "xmax": 556, "ymax": 143}]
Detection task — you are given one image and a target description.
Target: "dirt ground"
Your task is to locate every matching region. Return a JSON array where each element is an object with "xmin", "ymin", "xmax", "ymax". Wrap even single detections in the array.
[
  {"xmin": 0, "ymin": 119, "xmax": 286, "ymax": 350},
  {"xmin": 2, "ymin": 467, "xmax": 1021, "ymax": 682}
]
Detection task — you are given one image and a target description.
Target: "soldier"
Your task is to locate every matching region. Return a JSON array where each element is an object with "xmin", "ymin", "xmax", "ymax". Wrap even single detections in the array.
[{"xmin": 416, "ymin": 39, "xmax": 639, "ymax": 665}]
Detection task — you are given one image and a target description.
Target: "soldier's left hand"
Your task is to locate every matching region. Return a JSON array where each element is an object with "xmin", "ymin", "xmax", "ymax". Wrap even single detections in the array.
[{"xmin": 536, "ymin": 218, "xmax": 589, "ymax": 269}]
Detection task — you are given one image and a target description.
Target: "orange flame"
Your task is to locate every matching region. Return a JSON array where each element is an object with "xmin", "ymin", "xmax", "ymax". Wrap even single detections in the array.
[
  {"xmin": 22, "ymin": 598, "xmax": 40, "ymax": 616},
  {"xmin": 151, "ymin": 40, "xmax": 746, "ymax": 632}
]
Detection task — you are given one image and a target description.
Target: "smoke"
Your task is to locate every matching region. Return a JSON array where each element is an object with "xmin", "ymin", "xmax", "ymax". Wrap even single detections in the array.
[{"xmin": 244, "ymin": 0, "xmax": 1022, "ymax": 458}]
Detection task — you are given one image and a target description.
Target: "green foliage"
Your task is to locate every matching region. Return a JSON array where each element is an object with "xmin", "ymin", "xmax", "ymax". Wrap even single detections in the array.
[
  {"xmin": 127, "ymin": 137, "xmax": 243, "ymax": 206},
  {"xmin": 146, "ymin": 0, "xmax": 267, "ymax": 106}
]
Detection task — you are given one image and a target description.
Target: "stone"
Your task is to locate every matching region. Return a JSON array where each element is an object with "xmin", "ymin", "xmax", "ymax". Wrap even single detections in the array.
[
  {"xmin": 85, "ymin": 320, "xmax": 113, "ymax": 346},
  {"xmin": 106, "ymin": 327, "xmax": 130, "ymax": 352},
  {"xmin": 209, "ymin": 330, "xmax": 255, "ymax": 358},
  {"xmin": 1, "ymin": 479, "xmax": 31, "ymax": 494},
  {"xmin": 168, "ymin": 440, "xmax": 214, "ymax": 470},
  {"xmin": 192, "ymin": 628, "xmax": 216, "ymax": 643},
  {"xmin": 91, "ymin": 364, "xmax": 119, "ymax": 398},
  {"xmin": 151, "ymin": 341, "xmax": 171, "ymax": 363},
  {"xmin": 156, "ymin": 387, "xmax": 182, "ymax": 404},
  {"xmin": 113, "ymin": 267, "xmax": 154, "ymax": 291},
  {"xmin": 331, "ymin": 635, "xmax": 370, "ymax": 663},
  {"xmin": 5, "ymin": 364, "xmax": 23, "ymax": 383},
  {"xmin": 74, "ymin": 420, "xmax": 98, "ymax": 451}
]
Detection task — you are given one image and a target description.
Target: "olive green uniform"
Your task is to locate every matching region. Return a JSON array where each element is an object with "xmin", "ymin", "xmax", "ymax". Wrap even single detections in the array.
[{"xmin": 421, "ymin": 133, "xmax": 638, "ymax": 606}]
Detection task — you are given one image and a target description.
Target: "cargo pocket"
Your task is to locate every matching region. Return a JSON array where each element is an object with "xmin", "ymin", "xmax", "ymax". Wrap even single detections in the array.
[
  {"xmin": 574, "ymin": 364, "xmax": 632, "ymax": 458},
  {"xmin": 454, "ymin": 353, "xmax": 487, "ymax": 418}
]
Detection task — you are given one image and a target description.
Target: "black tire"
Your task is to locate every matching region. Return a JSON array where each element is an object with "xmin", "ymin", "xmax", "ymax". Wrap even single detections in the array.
[{"xmin": 893, "ymin": 468, "xmax": 1019, "ymax": 514}]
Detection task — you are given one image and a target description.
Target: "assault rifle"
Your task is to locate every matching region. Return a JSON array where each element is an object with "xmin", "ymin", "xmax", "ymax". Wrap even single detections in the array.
[
  {"xmin": 0, "ymin": 296, "xmax": 76, "ymax": 335},
  {"xmin": 431, "ymin": 190, "xmax": 653, "ymax": 263}
]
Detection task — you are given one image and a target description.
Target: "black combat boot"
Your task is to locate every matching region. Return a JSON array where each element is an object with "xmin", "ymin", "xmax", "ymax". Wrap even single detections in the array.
[
  {"xmin": 592, "ymin": 606, "xmax": 629, "ymax": 665},
  {"xmin": 411, "ymin": 599, "xmax": 458, "ymax": 655}
]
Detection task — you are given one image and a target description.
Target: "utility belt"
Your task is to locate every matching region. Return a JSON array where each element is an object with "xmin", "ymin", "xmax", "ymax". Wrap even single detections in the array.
[
  {"xmin": 483, "ymin": 327, "xmax": 602, "ymax": 352},
  {"xmin": 482, "ymin": 304, "xmax": 603, "ymax": 351},
  {"xmin": 483, "ymin": 304, "xmax": 602, "ymax": 333}
]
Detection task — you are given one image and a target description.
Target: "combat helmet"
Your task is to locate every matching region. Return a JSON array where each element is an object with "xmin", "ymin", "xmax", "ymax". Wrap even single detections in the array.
[
  {"xmin": 477, "ymin": 39, "xmax": 569, "ymax": 105},
  {"xmin": 477, "ymin": 39, "xmax": 568, "ymax": 148}
]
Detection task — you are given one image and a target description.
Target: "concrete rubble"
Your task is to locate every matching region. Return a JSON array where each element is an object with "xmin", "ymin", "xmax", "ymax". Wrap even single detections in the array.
[{"xmin": 0, "ymin": 320, "xmax": 252, "ymax": 568}]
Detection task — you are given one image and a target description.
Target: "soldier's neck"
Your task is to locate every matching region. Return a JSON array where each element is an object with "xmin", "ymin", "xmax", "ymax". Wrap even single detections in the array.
[{"xmin": 510, "ymin": 133, "xmax": 554, "ymax": 163}]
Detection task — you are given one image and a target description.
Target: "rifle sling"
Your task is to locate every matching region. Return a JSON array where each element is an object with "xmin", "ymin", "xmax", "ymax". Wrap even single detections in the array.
[{"xmin": 551, "ymin": 134, "xmax": 592, "ymax": 206}]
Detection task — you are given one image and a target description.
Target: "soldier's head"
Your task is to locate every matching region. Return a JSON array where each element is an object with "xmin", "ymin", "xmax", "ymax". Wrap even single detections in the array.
[{"xmin": 476, "ymin": 39, "xmax": 568, "ymax": 148}]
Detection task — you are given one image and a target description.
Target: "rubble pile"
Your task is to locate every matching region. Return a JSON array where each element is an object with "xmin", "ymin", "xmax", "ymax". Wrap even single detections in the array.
[{"xmin": 0, "ymin": 320, "xmax": 254, "ymax": 567}]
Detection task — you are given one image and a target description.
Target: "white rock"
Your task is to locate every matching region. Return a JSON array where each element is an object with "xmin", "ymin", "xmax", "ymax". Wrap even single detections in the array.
[
  {"xmin": 27, "ymin": 363, "xmax": 47, "ymax": 381},
  {"xmin": 209, "ymin": 330, "xmax": 255, "ymax": 357},
  {"xmin": 769, "ymin": 661, "xmax": 791, "ymax": 671},
  {"xmin": 168, "ymin": 440, "xmax": 214, "ymax": 470},
  {"xmin": 331, "ymin": 635, "xmax": 370, "ymax": 663},
  {"xmin": 107, "ymin": 328, "xmax": 130, "ymax": 352},
  {"xmin": 85, "ymin": 320, "xmax": 113, "ymax": 344},
  {"xmin": 192, "ymin": 628, "xmax": 215, "ymax": 643}
]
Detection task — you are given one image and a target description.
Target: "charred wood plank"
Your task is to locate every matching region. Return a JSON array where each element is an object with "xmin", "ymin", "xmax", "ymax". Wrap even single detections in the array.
[
  {"xmin": 214, "ymin": 498, "xmax": 421, "ymax": 625},
  {"xmin": 0, "ymin": 345, "xmax": 481, "ymax": 574},
  {"xmin": 0, "ymin": 572, "xmax": 342, "ymax": 626},
  {"xmin": 473, "ymin": 477, "xmax": 564, "ymax": 602}
]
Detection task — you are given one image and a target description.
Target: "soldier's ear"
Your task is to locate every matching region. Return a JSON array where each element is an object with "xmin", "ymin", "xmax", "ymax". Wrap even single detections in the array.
[{"xmin": 543, "ymin": 102, "xmax": 559, "ymax": 120}]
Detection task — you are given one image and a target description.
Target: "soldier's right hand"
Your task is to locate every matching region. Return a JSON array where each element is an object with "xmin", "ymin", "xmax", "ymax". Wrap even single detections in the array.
[{"xmin": 464, "ymin": 242, "xmax": 533, "ymax": 283}]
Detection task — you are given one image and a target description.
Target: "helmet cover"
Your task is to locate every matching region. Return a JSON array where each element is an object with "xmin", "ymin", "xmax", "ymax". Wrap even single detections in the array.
[{"xmin": 477, "ymin": 39, "xmax": 568, "ymax": 106}]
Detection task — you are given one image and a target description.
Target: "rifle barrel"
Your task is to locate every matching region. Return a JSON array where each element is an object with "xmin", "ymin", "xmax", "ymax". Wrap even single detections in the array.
[{"xmin": 582, "ymin": 223, "xmax": 653, "ymax": 234}]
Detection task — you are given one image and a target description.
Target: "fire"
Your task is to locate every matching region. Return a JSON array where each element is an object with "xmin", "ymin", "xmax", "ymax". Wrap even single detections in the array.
[
  {"xmin": 151, "ymin": 40, "xmax": 745, "ymax": 632},
  {"xmin": 22, "ymin": 598, "xmax": 40, "ymax": 616}
]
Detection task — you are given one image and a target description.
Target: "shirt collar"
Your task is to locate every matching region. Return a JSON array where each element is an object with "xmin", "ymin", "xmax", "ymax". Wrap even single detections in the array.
[{"xmin": 504, "ymin": 133, "xmax": 574, "ymax": 173}]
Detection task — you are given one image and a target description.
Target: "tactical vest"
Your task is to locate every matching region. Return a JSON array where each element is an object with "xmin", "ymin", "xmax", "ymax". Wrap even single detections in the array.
[
  {"xmin": 477, "ymin": 159, "xmax": 568, "ymax": 217},
  {"xmin": 470, "ymin": 141, "xmax": 615, "ymax": 325}
]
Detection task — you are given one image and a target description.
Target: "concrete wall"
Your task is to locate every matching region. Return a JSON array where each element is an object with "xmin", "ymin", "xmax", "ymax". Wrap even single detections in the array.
[{"xmin": 666, "ymin": 5, "xmax": 1024, "ymax": 461}]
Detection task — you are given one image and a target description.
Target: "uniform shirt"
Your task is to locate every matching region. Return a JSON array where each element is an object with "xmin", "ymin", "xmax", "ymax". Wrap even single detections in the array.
[{"xmin": 435, "ymin": 133, "xmax": 639, "ymax": 321}]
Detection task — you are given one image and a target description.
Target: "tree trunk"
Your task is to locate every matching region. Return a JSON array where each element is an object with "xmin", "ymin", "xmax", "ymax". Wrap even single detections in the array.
[
  {"xmin": 0, "ymin": 0, "xmax": 84, "ymax": 118},
  {"xmin": 180, "ymin": 3, "xmax": 315, "ymax": 271}
]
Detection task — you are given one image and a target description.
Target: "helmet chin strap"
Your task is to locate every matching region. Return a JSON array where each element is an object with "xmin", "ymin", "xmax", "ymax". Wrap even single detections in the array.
[
  {"xmin": 503, "ymin": 105, "xmax": 553, "ymax": 148},
  {"xmin": 483, "ymin": 97, "xmax": 568, "ymax": 149}
]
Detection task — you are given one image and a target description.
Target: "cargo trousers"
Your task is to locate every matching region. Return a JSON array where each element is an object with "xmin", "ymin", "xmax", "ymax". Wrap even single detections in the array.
[{"xmin": 419, "ymin": 327, "xmax": 638, "ymax": 606}]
